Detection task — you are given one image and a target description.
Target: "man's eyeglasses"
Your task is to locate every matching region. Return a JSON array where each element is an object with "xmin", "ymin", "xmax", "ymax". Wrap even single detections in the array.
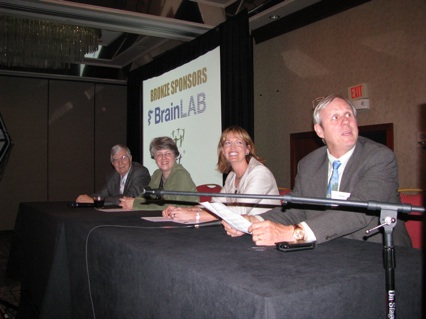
[
  {"xmin": 111, "ymin": 155, "xmax": 130, "ymax": 164},
  {"xmin": 155, "ymin": 152, "xmax": 174, "ymax": 159}
]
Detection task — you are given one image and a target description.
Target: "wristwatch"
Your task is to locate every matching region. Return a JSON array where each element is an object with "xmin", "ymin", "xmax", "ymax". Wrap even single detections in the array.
[{"xmin": 293, "ymin": 224, "xmax": 305, "ymax": 241}]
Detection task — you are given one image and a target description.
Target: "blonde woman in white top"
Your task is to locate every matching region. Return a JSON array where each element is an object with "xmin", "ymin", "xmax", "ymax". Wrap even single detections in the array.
[{"xmin": 163, "ymin": 125, "xmax": 281, "ymax": 223}]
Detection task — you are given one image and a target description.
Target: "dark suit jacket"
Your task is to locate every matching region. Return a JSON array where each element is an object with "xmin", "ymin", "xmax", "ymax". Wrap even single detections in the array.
[
  {"xmin": 261, "ymin": 136, "xmax": 412, "ymax": 246},
  {"xmin": 98, "ymin": 162, "xmax": 151, "ymax": 205}
]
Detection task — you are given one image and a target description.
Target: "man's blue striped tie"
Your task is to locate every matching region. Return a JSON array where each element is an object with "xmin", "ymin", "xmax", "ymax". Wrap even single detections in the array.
[{"xmin": 326, "ymin": 160, "xmax": 341, "ymax": 198}]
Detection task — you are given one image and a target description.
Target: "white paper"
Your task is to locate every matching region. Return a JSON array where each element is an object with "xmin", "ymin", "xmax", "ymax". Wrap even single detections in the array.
[
  {"xmin": 95, "ymin": 207, "xmax": 135, "ymax": 212},
  {"xmin": 200, "ymin": 202, "xmax": 252, "ymax": 233},
  {"xmin": 141, "ymin": 216, "xmax": 199, "ymax": 225}
]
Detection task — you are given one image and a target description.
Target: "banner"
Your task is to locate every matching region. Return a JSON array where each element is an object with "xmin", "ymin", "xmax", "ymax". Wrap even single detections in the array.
[{"xmin": 142, "ymin": 47, "xmax": 222, "ymax": 186}]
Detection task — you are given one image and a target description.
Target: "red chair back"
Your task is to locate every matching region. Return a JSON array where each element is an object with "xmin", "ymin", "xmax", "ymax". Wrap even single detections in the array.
[
  {"xmin": 399, "ymin": 190, "xmax": 424, "ymax": 249},
  {"xmin": 196, "ymin": 184, "xmax": 222, "ymax": 202},
  {"xmin": 278, "ymin": 188, "xmax": 291, "ymax": 196},
  {"xmin": 278, "ymin": 188, "xmax": 291, "ymax": 204}
]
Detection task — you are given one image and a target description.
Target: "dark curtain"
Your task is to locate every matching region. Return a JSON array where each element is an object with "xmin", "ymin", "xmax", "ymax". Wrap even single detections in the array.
[{"xmin": 127, "ymin": 11, "xmax": 253, "ymax": 162}]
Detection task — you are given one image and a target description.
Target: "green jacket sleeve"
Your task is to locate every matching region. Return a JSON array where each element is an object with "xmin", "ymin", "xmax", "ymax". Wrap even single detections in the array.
[{"xmin": 133, "ymin": 163, "xmax": 199, "ymax": 210}]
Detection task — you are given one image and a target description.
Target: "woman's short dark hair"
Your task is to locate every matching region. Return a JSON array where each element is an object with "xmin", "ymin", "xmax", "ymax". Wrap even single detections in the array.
[{"xmin": 149, "ymin": 137, "xmax": 180, "ymax": 159}]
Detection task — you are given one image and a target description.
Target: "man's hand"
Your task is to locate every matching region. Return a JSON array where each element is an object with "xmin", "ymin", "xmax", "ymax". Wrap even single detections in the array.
[
  {"xmin": 249, "ymin": 221, "xmax": 294, "ymax": 246},
  {"xmin": 76, "ymin": 194, "xmax": 94, "ymax": 203}
]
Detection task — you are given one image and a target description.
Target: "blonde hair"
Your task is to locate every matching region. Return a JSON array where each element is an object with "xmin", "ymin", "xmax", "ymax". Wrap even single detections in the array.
[{"xmin": 216, "ymin": 125, "xmax": 264, "ymax": 174}]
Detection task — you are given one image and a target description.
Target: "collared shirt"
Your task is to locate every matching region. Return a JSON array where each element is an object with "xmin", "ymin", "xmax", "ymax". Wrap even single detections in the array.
[
  {"xmin": 326, "ymin": 146, "xmax": 356, "ymax": 191},
  {"xmin": 120, "ymin": 166, "xmax": 132, "ymax": 194}
]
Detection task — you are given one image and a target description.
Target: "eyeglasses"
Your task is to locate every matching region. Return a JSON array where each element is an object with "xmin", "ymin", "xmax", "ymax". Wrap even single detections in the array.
[
  {"xmin": 111, "ymin": 155, "xmax": 130, "ymax": 164},
  {"xmin": 155, "ymin": 152, "xmax": 174, "ymax": 159}
]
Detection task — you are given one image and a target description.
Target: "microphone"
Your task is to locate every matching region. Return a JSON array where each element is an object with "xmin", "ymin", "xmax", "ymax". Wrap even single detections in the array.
[
  {"xmin": 141, "ymin": 188, "xmax": 425, "ymax": 214},
  {"xmin": 142, "ymin": 187, "xmax": 165, "ymax": 199}
]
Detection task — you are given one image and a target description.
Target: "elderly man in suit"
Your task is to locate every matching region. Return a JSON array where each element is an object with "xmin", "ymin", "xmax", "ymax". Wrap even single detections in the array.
[
  {"xmin": 223, "ymin": 94, "xmax": 412, "ymax": 247},
  {"xmin": 76, "ymin": 144, "xmax": 151, "ymax": 205}
]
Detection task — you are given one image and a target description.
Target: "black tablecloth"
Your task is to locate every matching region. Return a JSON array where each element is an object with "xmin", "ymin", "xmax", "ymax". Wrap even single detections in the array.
[{"xmin": 7, "ymin": 202, "xmax": 423, "ymax": 319}]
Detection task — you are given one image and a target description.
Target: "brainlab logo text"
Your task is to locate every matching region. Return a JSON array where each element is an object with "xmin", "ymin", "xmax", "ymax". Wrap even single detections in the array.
[{"xmin": 147, "ymin": 92, "xmax": 206, "ymax": 125}]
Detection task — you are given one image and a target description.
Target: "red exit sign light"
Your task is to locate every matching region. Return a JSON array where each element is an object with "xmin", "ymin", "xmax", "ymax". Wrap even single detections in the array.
[{"xmin": 348, "ymin": 83, "xmax": 368, "ymax": 99}]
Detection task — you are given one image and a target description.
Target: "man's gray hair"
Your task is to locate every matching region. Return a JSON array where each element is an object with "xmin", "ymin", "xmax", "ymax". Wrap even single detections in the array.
[
  {"xmin": 110, "ymin": 144, "xmax": 131, "ymax": 161},
  {"xmin": 313, "ymin": 94, "xmax": 357, "ymax": 126}
]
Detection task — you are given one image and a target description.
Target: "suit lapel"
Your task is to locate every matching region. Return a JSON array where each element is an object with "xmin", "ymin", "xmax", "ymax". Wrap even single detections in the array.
[
  {"xmin": 111, "ymin": 173, "xmax": 121, "ymax": 194},
  {"xmin": 317, "ymin": 155, "xmax": 329, "ymax": 197},
  {"xmin": 340, "ymin": 139, "xmax": 363, "ymax": 191},
  {"xmin": 308, "ymin": 151, "xmax": 329, "ymax": 198}
]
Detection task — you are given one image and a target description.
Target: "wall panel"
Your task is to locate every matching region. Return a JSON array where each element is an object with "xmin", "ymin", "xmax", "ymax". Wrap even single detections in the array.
[
  {"xmin": 0, "ymin": 76, "xmax": 48, "ymax": 229},
  {"xmin": 0, "ymin": 76, "xmax": 127, "ymax": 230},
  {"xmin": 48, "ymin": 80, "xmax": 95, "ymax": 200},
  {"xmin": 253, "ymin": 0, "xmax": 426, "ymax": 190},
  {"xmin": 94, "ymin": 84, "xmax": 127, "ymax": 191}
]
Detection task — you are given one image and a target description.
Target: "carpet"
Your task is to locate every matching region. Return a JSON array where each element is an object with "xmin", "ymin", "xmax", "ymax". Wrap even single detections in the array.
[{"xmin": 0, "ymin": 231, "xmax": 20, "ymax": 319}]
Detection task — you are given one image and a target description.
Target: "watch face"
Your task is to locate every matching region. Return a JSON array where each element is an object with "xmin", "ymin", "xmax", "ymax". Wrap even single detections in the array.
[{"xmin": 293, "ymin": 227, "xmax": 305, "ymax": 241}]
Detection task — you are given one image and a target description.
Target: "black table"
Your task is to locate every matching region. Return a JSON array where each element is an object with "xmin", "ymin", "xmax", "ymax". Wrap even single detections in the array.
[{"xmin": 7, "ymin": 202, "xmax": 423, "ymax": 319}]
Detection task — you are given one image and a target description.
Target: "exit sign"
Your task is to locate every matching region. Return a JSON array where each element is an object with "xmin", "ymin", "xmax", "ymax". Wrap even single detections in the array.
[{"xmin": 348, "ymin": 83, "xmax": 368, "ymax": 99}]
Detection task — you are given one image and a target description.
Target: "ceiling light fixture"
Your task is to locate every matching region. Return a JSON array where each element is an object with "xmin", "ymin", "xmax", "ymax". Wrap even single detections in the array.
[{"xmin": 0, "ymin": 15, "xmax": 100, "ymax": 69}]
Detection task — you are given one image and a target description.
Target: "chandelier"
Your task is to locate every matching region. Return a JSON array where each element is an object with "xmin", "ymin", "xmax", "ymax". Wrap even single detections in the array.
[{"xmin": 0, "ymin": 15, "xmax": 100, "ymax": 69}]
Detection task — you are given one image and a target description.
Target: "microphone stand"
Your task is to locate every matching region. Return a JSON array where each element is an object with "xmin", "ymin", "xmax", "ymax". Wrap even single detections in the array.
[{"xmin": 143, "ymin": 188, "xmax": 425, "ymax": 318}]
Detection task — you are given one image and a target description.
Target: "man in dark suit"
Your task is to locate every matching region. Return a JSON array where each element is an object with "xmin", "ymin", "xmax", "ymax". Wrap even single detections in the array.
[
  {"xmin": 76, "ymin": 144, "xmax": 151, "ymax": 205},
  {"xmin": 223, "ymin": 94, "xmax": 412, "ymax": 247}
]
